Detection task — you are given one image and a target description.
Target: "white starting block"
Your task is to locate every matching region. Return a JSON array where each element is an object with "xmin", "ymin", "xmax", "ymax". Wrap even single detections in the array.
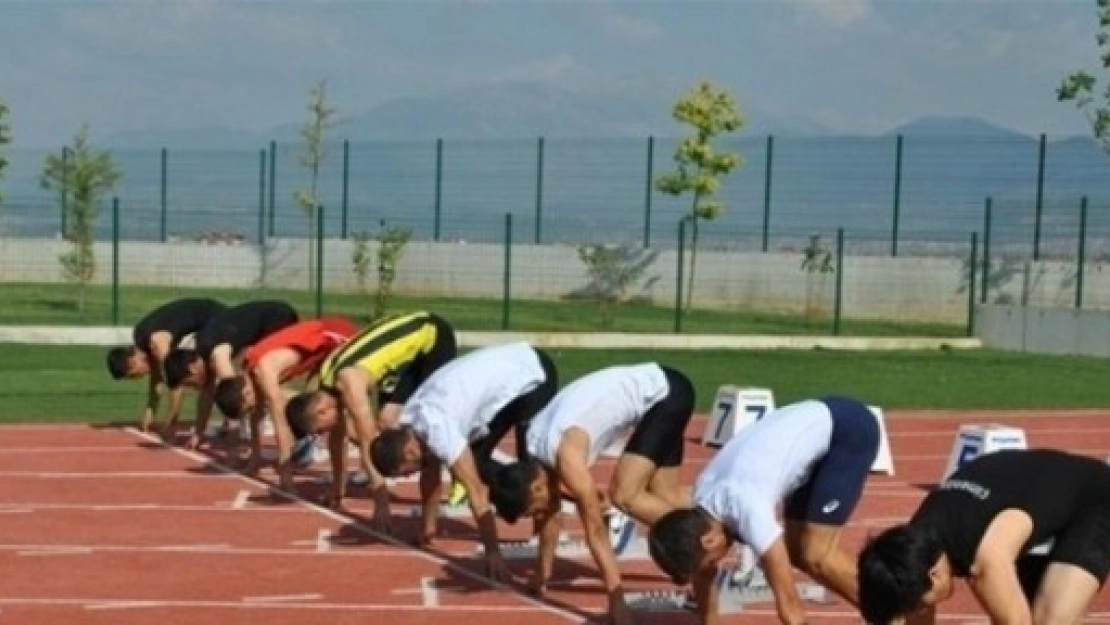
[
  {"xmin": 702, "ymin": 386, "xmax": 776, "ymax": 447},
  {"xmin": 626, "ymin": 563, "xmax": 829, "ymax": 614},
  {"xmin": 476, "ymin": 512, "xmax": 648, "ymax": 560},
  {"xmin": 941, "ymin": 423, "xmax": 1027, "ymax": 482},
  {"xmin": 868, "ymin": 405, "xmax": 895, "ymax": 476}
]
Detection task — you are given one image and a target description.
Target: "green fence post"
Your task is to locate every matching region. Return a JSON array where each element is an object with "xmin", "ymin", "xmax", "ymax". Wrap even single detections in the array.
[
  {"xmin": 762, "ymin": 135, "xmax": 774, "ymax": 252},
  {"xmin": 502, "ymin": 213, "xmax": 512, "ymax": 330},
  {"xmin": 316, "ymin": 205, "xmax": 325, "ymax": 319},
  {"xmin": 60, "ymin": 147, "xmax": 69, "ymax": 237},
  {"xmin": 981, "ymin": 197, "xmax": 992, "ymax": 304},
  {"xmin": 1076, "ymin": 196, "xmax": 1088, "ymax": 309},
  {"xmin": 833, "ymin": 228, "xmax": 844, "ymax": 335},
  {"xmin": 674, "ymin": 218, "xmax": 687, "ymax": 333},
  {"xmin": 644, "ymin": 136, "xmax": 654, "ymax": 248},
  {"xmin": 268, "ymin": 141, "xmax": 277, "ymax": 237},
  {"xmin": 1033, "ymin": 133, "xmax": 1046, "ymax": 260},
  {"xmin": 160, "ymin": 148, "xmax": 168, "ymax": 243},
  {"xmin": 112, "ymin": 197, "xmax": 120, "ymax": 325},
  {"xmin": 891, "ymin": 135, "xmax": 903, "ymax": 257},
  {"xmin": 534, "ymin": 137, "xmax": 545, "ymax": 245},
  {"xmin": 341, "ymin": 139, "xmax": 350, "ymax": 240},
  {"xmin": 257, "ymin": 149, "xmax": 266, "ymax": 246},
  {"xmin": 968, "ymin": 232, "xmax": 979, "ymax": 337},
  {"xmin": 433, "ymin": 138, "xmax": 443, "ymax": 242}
]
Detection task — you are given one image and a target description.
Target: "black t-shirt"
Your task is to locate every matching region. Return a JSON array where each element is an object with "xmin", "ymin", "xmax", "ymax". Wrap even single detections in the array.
[
  {"xmin": 912, "ymin": 449, "xmax": 1110, "ymax": 576},
  {"xmin": 194, "ymin": 300, "xmax": 299, "ymax": 360},
  {"xmin": 132, "ymin": 298, "xmax": 226, "ymax": 357}
]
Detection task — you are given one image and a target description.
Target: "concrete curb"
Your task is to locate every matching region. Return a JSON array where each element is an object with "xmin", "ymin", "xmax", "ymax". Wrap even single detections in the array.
[{"xmin": 0, "ymin": 325, "xmax": 981, "ymax": 351}]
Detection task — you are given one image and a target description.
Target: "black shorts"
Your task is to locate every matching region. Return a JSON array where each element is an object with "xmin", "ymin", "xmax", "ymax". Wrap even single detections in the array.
[
  {"xmin": 381, "ymin": 314, "xmax": 458, "ymax": 405},
  {"xmin": 621, "ymin": 366, "xmax": 695, "ymax": 468},
  {"xmin": 784, "ymin": 395, "xmax": 880, "ymax": 526},
  {"xmin": 1015, "ymin": 503, "xmax": 1110, "ymax": 602},
  {"xmin": 470, "ymin": 347, "xmax": 558, "ymax": 476}
]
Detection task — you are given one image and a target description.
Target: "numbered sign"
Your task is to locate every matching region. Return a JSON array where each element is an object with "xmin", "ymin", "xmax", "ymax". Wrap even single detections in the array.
[
  {"xmin": 867, "ymin": 405, "xmax": 896, "ymax": 476},
  {"xmin": 941, "ymin": 423, "xmax": 1027, "ymax": 482},
  {"xmin": 702, "ymin": 386, "xmax": 776, "ymax": 447}
]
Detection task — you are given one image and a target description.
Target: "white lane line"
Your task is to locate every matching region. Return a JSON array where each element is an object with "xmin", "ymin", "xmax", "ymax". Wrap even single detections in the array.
[
  {"xmin": 0, "ymin": 503, "xmax": 308, "ymax": 513},
  {"xmin": 0, "ymin": 471, "xmax": 234, "ymax": 479},
  {"xmin": 0, "ymin": 543, "xmax": 402, "ymax": 557},
  {"xmin": 126, "ymin": 427, "xmax": 583, "ymax": 624},
  {"xmin": 17, "ymin": 547, "xmax": 93, "ymax": 556},
  {"xmin": 0, "ymin": 447, "xmax": 141, "ymax": 454},
  {"xmin": 231, "ymin": 490, "xmax": 251, "ymax": 510},
  {"xmin": 420, "ymin": 577, "xmax": 439, "ymax": 607},
  {"xmin": 242, "ymin": 594, "xmax": 323, "ymax": 603},
  {"xmin": 315, "ymin": 529, "xmax": 331, "ymax": 553}
]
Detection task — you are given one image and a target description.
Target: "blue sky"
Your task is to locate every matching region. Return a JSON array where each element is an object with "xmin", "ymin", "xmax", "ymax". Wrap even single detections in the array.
[{"xmin": 0, "ymin": 0, "xmax": 1103, "ymax": 146}]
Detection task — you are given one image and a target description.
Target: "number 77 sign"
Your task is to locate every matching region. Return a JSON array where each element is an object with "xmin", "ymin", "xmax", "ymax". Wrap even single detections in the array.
[{"xmin": 702, "ymin": 386, "xmax": 776, "ymax": 447}]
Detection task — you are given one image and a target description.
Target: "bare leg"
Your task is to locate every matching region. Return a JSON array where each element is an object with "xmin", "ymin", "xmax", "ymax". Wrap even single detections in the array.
[
  {"xmin": 1032, "ymin": 562, "xmax": 1100, "ymax": 625},
  {"xmin": 784, "ymin": 519, "xmax": 859, "ymax": 607},
  {"xmin": 609, "ymin": 454, "xmax": 673, "ymax": 526}
]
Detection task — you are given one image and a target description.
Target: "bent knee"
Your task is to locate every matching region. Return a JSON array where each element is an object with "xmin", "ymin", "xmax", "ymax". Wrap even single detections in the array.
[{"xmin": 608, "ymin": 483, "xmax": 641, "ymax": 513}]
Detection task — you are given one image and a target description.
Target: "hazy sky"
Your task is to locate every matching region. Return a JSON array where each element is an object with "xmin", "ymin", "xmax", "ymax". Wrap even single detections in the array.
[{"xmin": 0, "ymin": 0, "xmax": 1103, "ymax": 146}]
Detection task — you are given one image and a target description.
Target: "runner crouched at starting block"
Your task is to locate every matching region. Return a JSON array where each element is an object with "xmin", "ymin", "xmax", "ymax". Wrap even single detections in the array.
[
  {"xmin": 648, "ymin": 395, "xmax": 880, "ymax": 625},
  {"xmin": 488, "ymin": 363, "xmax": 696, "ymax": 625}
]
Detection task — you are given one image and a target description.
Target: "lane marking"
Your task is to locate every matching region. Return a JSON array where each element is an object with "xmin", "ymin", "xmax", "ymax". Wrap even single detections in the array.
[
  {"xmin": 0, "ymin": 543, "xmax": 402, "ymax": 557},
  {"xmin": 315, "ymin": 529, "xmax": 331, "ymax": 553},
  {"xmin": 0, "ymin": 446, "xmax": 142, "ymax": 454},
  {"xmin": 0, "ymin": 471, "xmax": 234, "ymax": 479},
  {"xmin": 17, "ymin": 546, "xmax": 93, "ymax": 556},
  {"xmin": 231, "ymin": 490, "xmax": 251, "ymax": 510},
  {"xmin": 420, "ymin": 577, "xmax": 439, "ymax": 607},
  {"xmin": 126, "ymin": 427, "xmax": 585, "ymax": 623},
  {"xmin": 0, "ymin": 503, "xmax": 309, "ymax": 513},
  {"xmin": 242, "ymin": 594, "xmax": 323, "ymax": 603}
]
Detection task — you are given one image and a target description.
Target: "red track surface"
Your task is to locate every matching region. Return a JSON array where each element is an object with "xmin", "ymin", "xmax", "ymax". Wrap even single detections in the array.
[{"xmin": 1, "ymin": 411, "xmax": 1110, "ymax": 624}]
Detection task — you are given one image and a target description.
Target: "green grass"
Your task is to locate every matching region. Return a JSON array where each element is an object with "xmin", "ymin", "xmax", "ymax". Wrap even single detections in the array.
[
  {"xmin": 3, "ymin": 344, "xmax": 1108, "ymax": 424},
  {"xmin": 0, "ymin": 282, "xmax": 965, "ymax": 337}
]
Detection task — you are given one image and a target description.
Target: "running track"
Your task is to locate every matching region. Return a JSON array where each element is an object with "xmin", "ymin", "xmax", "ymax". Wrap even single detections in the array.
[{"xmin": 2, "ymin": 411, "xmax": 1110, "ymax": 624}]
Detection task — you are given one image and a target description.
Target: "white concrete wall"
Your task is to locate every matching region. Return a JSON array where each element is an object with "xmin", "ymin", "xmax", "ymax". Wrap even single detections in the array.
[{"xmin": 3, "ymin": 236, "xmax": 1109, "ymax": 324}]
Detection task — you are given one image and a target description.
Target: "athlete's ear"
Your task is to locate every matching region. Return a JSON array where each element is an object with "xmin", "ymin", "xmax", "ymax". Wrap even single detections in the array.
[{"xmin": 698, "ymin": 525, "xmax": 726, "ymax": 553}]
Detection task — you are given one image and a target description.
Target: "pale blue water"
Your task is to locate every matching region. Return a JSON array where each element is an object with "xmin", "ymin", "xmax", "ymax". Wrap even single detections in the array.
[{"xmin": 3, "ymin": 135, "xmax": 1109, "ymax": 256}]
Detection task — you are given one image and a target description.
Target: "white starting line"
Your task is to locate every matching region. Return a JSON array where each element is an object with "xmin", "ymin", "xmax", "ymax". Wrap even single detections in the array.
[{"xmin": 0, "ymin": 596, "xmax": 560, "ymax": 613}]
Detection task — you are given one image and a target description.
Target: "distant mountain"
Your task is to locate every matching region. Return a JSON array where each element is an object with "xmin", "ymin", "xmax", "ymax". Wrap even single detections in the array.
[
  {"xmin": 104, "ymin": 125, "xmax": 262, "ymax": 149},
  {"xmin": 265, "ymin": 81, "xmax": 833, "ymax": 142},
  {"xmin": 885, "ymin": 115, "xmax": 1031, "ymax": 139}
]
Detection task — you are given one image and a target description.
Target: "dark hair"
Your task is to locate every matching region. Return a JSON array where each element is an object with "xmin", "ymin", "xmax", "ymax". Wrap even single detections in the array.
[
  {"xmin": 106, "ymin": 346, "xmax": 134, "ymax": 380},
  {"xmin": 370, "ymin": 427, "xmax": 414, "ymax": 477},
  {"xmin": 488, "ymin": 460, "xmax": 543, "ymax": 524},
  {"xmin": 857, "ymin": 524, "xmax": 944, "ymax": 624},
  {"xmin": 647, "ymin": 508, "xmax": 713, "ymax": 585},
  {"xmin": 214, "ymin": 377, "xmax": 248, "ymax": 420},
  {"xmin": 163, "ymin": 349, "xmax": 198, "ymax": 389},
  {"xmin": 285, "ymin": 392, "xmax": 315, "ymax": 439}
]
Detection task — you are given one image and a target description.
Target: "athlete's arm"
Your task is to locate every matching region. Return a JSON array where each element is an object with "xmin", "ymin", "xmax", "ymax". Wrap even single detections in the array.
[
  {"xmin": 969, "ymin": 509, "xmax": 1035, "ymax": 625},
  {"xmin": 208, "ymin": 343, "xmax": 237, "ymax": 380},
  {"xmin": 760, "ymin": 536, "xmax": 809, "ymax": 625},
  {"xmin": 140, "ymin": 331, "xmax": 174, "ymax": 430},
  {"xmin": 336, "ymin": 367, "xmax": 392, "ymax": 532},
  {"xmin": 418, "ymin": 454, "xmax": 444, "ymax": 544},
  {"xmin": 450, "ymin": 448, "xmax": 510, "ymax": 583},
  {"xmin": 691, "ymin": 564, "xmax": 721, "ymax": 625},
  {"xmin": 251, "ymin": 349, "xmax": 301, "ymax": 486},
  {"xmin": 531, "ymin": 492, "xmax": 563, "ymax": 595},
  {"xmin": 556, "ymin": 430, "xmax": 627, "ymax": 616}
]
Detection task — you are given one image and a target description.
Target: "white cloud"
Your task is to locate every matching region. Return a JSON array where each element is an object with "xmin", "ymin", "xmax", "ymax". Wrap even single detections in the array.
[
  {"xmin": 602, "ymin": 12, "xmax": 661, "ymax": 43},
  {"xmin": 791, "ymin": 0, "xmax": 872, "ymax": 28}
]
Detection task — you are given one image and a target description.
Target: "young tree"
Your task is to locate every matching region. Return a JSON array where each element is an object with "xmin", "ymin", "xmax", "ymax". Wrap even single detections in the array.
[
  {"xmin": 655, "ymin": 81, "xmax": 744, "ymax": 313},
  {"xmin": 1058, "ymin": 0, "xmax": 1110, "ymax": 150},
  {"xmin": 0, "ymin": 99, "xmax": 10, "ymax": 209},
  {"xmin": 373, "ymin": 220, "xmax": 411, "ymax": 320},
  {"xmin": 575, "ymin": 243, "xmax": 659, "ymax": 328},
  {"xmin": 293, "ymin": 79, "xmax": 337, "ymax": 291},
  {"xmin": 41, "ymin": 125, "xmax": 122, "ymax": 312}
]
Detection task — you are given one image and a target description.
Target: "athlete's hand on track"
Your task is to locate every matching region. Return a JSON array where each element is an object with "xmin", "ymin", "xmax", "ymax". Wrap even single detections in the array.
[
  {"xmin": 184, "ymin": 433, "xmax": 203, "ymax": 451},
  {"xmin": 370, "ymin": 491, "xmax": 393, "ymax": 535},
  {"xmin": 528, "ymin": 574, "xmax": 547, "ymax": 598},
  {"xmin": 608, "ymin": 595, "xmax": 634, "ymax": 625},
  {"xmin": 484, "ymin": 553, "xmax": 511, "ymax": 584}
]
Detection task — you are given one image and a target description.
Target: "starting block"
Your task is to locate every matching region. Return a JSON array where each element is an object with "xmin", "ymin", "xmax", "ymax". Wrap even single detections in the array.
[
  {"xmin": 941, "ymin": 423, "xmax": 1027, "ymax": 482},
  {"xmin": 476, "ymin": 513, "xmax": 648, "ymax": 560},
  {"xmin": 868, "ymin": 405, "xmax": 895, "ymax": 476},
  {"xmin": 702, "ymin": 386, "xmax": 776, "ymax": 447},
  {"xmin": 626, "ymin": 563, "xmax": 828, "ymax": 614}
]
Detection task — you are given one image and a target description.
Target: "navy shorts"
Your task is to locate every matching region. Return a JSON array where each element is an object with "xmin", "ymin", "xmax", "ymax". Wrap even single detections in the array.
[{"xmin": 784, "ymin": 396, "xmax": 880, "ymax": 526}]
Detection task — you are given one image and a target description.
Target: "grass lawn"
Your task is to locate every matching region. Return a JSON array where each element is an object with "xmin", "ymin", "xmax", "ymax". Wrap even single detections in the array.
[
  {"xmin": 2, "ymin": 344, "xmax": 1107, "ymax": 423},
  {"xmin": 0, "ymin": 282, "xmax": 966, "ymax": 337}
]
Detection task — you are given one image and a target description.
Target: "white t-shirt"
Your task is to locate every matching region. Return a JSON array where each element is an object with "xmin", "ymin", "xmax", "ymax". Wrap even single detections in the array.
[
  {"xmin": 399, "ymin": 341, "xmax": 546, "ymax": 466},
  {"xmin": 527, "ymin": 363, "xmax": 669, "ymax": 468},
  {"xmin": 693, "ymin": 399, "xmax": 833, "ymax": 556}
]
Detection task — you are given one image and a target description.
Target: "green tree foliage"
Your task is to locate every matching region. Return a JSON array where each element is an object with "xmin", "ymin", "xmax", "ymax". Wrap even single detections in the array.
[
  {"xmin": 350, "ymin": 230, "xmax": 373, "ymax": 294},
  {"xmin": 41, "ymin": 125, "xmax": 122, "ymax": 312},
  {"xmin": 655, "ymin": 81, "xmax": 744, "ymax": 312},
  {"xmin": 373, "ymin": 221, "xmax": 412, "ymax": 320},
  {"xmin": 294, "ymin": 80, "xmax": 337, "ymax": 290},
  {"xmin": 1058, "ymin": 0, "xmax": 1110, "ymax": 150},
  {"xmin": 0, "ymin": 99, "xmax": 10, "ymax": 209},
  {"xmin": 575, "ymin": 243, "xmax": 659, "ymax": 328}
]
